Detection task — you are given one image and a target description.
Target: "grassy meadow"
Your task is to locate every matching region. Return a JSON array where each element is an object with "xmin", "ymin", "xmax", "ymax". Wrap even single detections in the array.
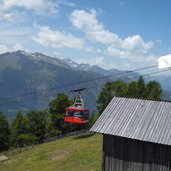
[{"xmin": 0, "ymin": 133, "xmax": 102, "ymax": 171}]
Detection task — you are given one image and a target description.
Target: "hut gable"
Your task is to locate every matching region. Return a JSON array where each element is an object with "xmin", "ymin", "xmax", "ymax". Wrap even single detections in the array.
[{"xmin": 91, "ymin": 97, "xmax": 171, "ymax": 146}]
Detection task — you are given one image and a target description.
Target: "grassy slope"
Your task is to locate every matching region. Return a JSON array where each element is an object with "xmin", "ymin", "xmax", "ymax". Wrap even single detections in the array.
[{"xmin": 0, "ymin": 133, "xmax": 102, "ymax": 171}]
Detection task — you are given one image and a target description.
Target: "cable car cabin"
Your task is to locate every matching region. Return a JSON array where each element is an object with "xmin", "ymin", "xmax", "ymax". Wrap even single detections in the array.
[
  {"xmin": 64, "ymin": 107, "xmax": 89, "ymax": 124},
  {"xmin": 64, "ymin": 88, "xmax": 89, "ymax": 124}
]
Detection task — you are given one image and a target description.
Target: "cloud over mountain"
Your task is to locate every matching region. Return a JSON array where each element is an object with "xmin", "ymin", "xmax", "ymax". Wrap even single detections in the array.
[
  {"xmin": 70, "ymin": 9, "xmax": 154, "ymax": 63},
  {"xmin": 33, "ymin": 26, "xmax": 85, "ymax": 50}
]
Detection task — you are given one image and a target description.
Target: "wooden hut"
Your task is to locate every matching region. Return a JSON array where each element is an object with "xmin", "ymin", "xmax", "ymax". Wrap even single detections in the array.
[{"xmin": 91, "ymin": 97, "xmax": 171, "ymax": 171}]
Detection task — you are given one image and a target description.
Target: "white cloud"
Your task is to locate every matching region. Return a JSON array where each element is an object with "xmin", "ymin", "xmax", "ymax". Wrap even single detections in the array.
[
  {"xmin": 107, "ymin": 45, "xmax": 157, "ymax": 64},
  {"xmin": 107, "ymin": 34, "xmax": 155, "ymax": 63},
  {"xmin": 70, "ymin": 9, "xmax": 155, "ymax": 64},
  {"xmin": 0, "ymin": 43, "xmax": 28, "ymax": 54},
  {"xmin": 107, "ymin": 47, "xmax": 126, "ymax": 57},
  {"xmin": 121, "ymin": 35, "xmax": 153, "ymax": 53},
  {"xmin": 13, "ymin": 43, "xmax": 28, "ymax": 51},
  {"xmin": 77, "ymin": 56, "xmax": 117, "ymax": 69},
  {"xmin": 0, "ymin": 44, "xmax": 9, "ymax": 53},
  {"xmin": 0, "ymin": 11, "xmax": 20, "ymax": 22},
  {"xmin": 107, "ymin": 44, "xmax": 156, "ymax": 62},
  {"xmin": 107, "ymin": 41, "xmax": 155, "ymax": 63},
  {"xmin": 0, "ymin": 0, "xmax": 57, "ymax": 21},
  {"xmin": 33, "ymin": 26, "xmax": 85, "ymax": 50},
  {"xmin": 70, "ymin": 9, "xmax": 119, "ymax": 44}
]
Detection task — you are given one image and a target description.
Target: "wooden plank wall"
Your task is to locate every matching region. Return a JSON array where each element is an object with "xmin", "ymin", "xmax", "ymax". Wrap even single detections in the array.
[{"xmin": 102, "ymin": 135, "xmax": 171, "ymax": 171}]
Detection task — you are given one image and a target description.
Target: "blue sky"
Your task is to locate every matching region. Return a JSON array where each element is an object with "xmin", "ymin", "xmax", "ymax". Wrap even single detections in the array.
[{"xmin": 0, "ymin": 0, "xmax": 171, "ymax": 70}]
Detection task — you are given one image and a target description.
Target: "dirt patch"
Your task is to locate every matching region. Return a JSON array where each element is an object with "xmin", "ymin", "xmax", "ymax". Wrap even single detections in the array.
[{"xmin": 52, "ymin": 150, "xmax": 70, "ymax": 160}]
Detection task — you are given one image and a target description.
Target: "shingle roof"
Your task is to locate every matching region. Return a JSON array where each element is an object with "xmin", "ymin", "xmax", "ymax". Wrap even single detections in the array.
[{"xmin": 90, "ymin": 97, "xmax": 171, "ymax": 145}]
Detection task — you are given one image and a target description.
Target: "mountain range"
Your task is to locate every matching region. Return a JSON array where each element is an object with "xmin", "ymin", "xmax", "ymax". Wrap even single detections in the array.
[{"xmin": 0, "ymin": 50, "xmax": 170, "ymax": 120}]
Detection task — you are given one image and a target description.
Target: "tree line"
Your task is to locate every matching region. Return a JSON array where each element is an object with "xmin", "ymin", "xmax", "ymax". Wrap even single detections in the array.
[
  {"xmin": 0, "ymin": 93, "xmax": 94, "ymax": 151},
  {"xmin": 97, "ymin": 76, "xmax": 162, "ymax": 114},
  {"xmin": 0, "ymin": 77, "xmax": 162, "ymax": 151}
]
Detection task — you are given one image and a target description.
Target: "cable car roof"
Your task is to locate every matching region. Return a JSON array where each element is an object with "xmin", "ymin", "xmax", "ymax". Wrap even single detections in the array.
[{"xmin": 65, "ymin": 107, "xmax": 89, "ymax": 111}]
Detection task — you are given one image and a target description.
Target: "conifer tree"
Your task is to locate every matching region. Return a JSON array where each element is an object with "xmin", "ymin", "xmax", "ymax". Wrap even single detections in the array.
[
  {"xmin": 0, "ymin": 112, "xmax": 10, "ymax": 151},
  {"xmin": 145, "ymin": 81, "xmax": 162, "ymax": 100},
  {"xmin": 25, "ymin": 110, "xmax": 47, "ymax": 142},
  {"xmin": 137, "ymin": 76, "xmax": 146, "ymax": 98},
  {"xmin": 48, "ymin": 93, "xmax": 71, "ymax": 135},
  {"xmin": 11, "ymin": 111, "xmax": 26, "ymax": 147}
]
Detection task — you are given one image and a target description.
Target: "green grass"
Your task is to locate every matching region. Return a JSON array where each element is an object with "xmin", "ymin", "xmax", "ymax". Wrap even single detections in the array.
[{"xmin": 0, "ymin": 133, "xmax": 102, "ymax": 171}]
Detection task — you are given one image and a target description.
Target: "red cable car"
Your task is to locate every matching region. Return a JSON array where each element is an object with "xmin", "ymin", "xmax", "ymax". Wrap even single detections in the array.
[{"xmin": 64, "ymin": 88, "xmax": 90, "ymax": 124}]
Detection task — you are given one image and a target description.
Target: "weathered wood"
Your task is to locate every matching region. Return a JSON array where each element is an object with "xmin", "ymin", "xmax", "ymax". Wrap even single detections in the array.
[{"xmin": 103, "ymin": 135, "xmax": 171, "ymax": 171}]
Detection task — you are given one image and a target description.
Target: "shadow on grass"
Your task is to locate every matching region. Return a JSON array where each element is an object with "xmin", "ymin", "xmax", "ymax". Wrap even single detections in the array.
[{"xmin": 73, "ymin": 133, "xmax": 95, "ymax": 139}]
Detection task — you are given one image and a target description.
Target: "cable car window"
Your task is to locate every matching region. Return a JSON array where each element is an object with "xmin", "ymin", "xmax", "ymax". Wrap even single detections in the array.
[
  {"xmin": 66, "ymin": 110, "xmax": 74, "ymax": 116},
  {"xmin": 74, "ymin": 111, "xmax": 80, "ymax": 117},
  {"xmin": 83, "ymin": 110, "xmax": 89, "ymax": 120}
]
